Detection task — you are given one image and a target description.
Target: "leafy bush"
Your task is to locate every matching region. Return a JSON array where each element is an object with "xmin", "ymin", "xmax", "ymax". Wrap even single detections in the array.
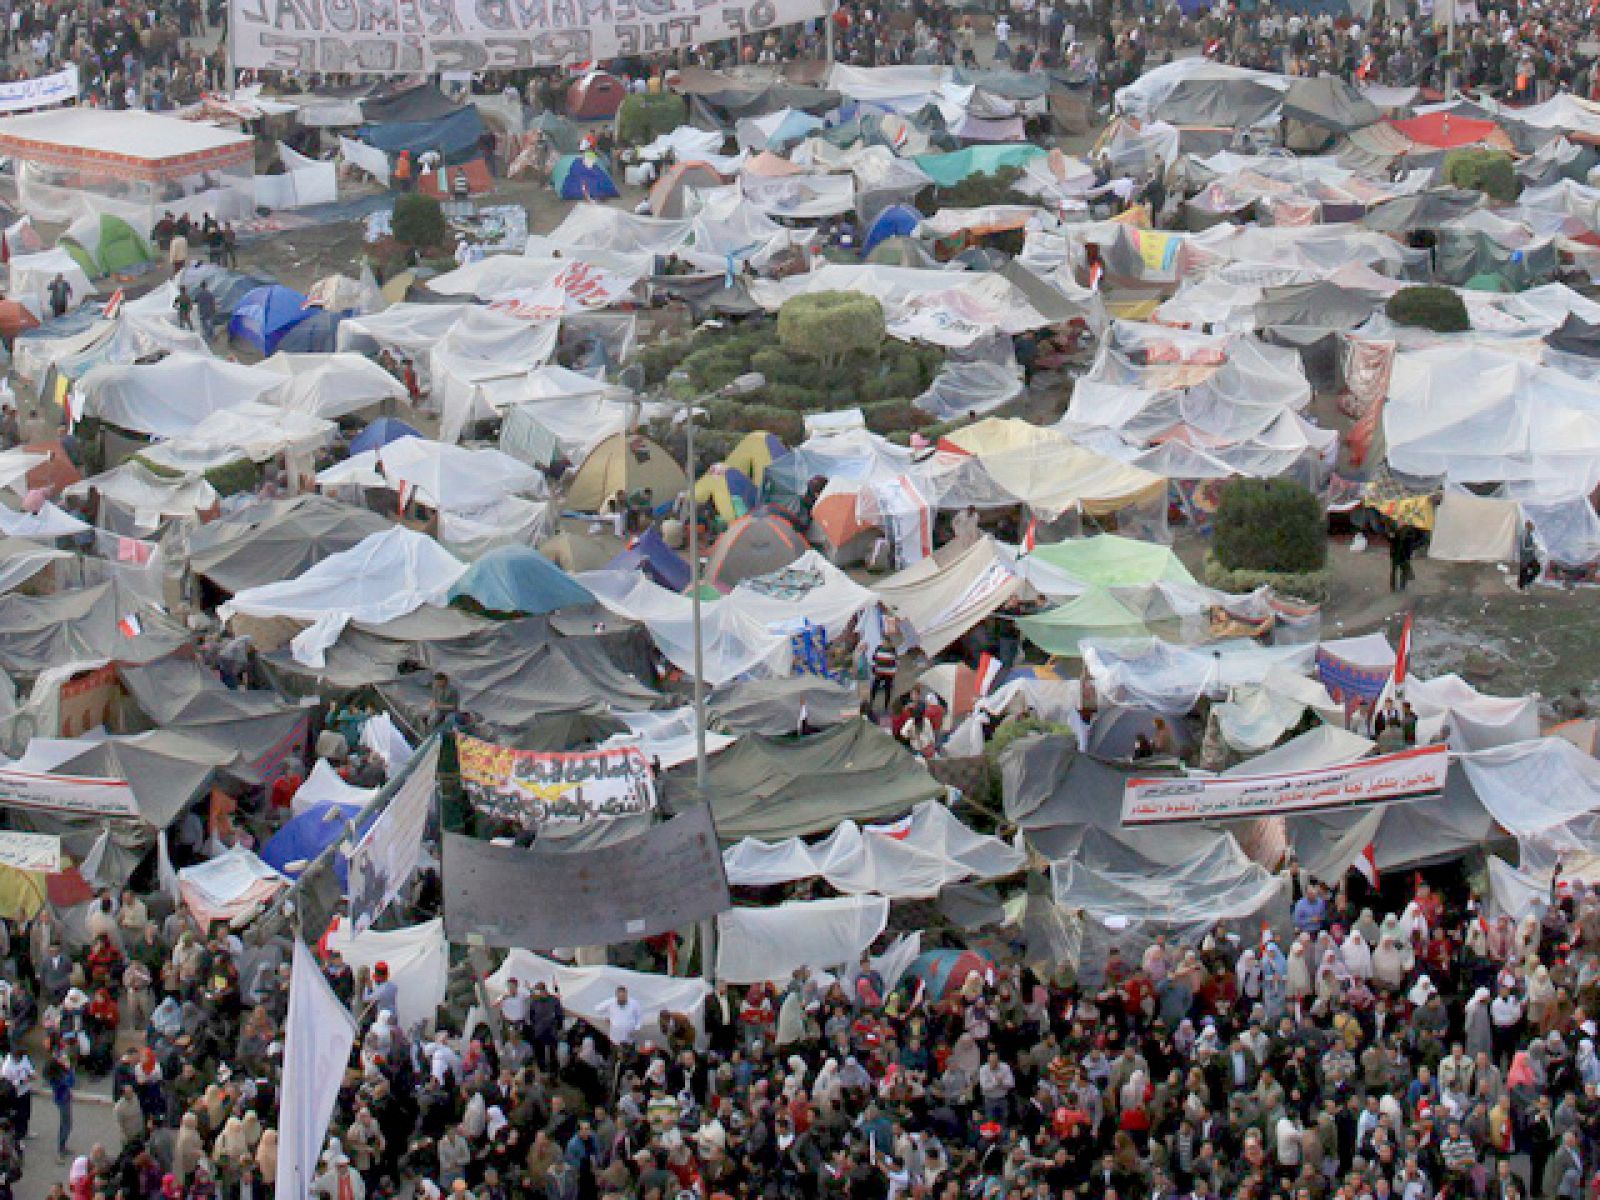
[
  {"xmin": 1385, "ymin": 286, "xmax": 1470, "ymax": 333},
  {"xmin": 1202, "ymin": 554, "xmax": 1332, "ymax": 603},
  {"xmin": 985, "ymin": 715, "xmax": 1077, "ymax": 767},
  {"xmin": 1444, "ymin": 148, "xmax": 1519, "ymax": 204},
  {"xmin": 616, "ymin": 93, "xmax": 688, "ymax": 146},
  {"xmin": 917, "ymin": 166, "xmax": 1027, "ymax": 215},
  {"xmin": 777, "ymin": 292, "xmax": 886, "ymax": 369},
  {"xmin": 392, "ymin": 193, "xmax": 447, "ymax": 249},
  {"xmin": 1212, "ymin": 478, "xmax": 1328, "ymax": 574}
]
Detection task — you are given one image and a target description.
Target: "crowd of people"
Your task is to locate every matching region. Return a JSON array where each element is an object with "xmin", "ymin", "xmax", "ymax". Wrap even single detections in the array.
[{"xmin": 8, "ymin": 825, "xmax": 1600, "ymax": 1200}]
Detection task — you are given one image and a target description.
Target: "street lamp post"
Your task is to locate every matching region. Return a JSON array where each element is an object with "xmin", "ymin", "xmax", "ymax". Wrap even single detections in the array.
[{"xmin": 682, "ymin": 402, "xmax": 715, "ymax": 982}]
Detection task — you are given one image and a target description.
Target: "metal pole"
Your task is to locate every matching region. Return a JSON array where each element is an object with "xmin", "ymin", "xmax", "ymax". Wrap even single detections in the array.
[
  {"xmin": 825, "ymin": 0, "xmax": 836, "ymax": 64},
  {"xmin": 1444, "ymin": 0, "xmax": 1456, "ymax": 98},
  {"xmin": 687, "ymin": 409, "xmax": 707, "ymax": 789},
  {"xmin": 685, "ymin": 405, "xmax": 715, "ymax": 983}
]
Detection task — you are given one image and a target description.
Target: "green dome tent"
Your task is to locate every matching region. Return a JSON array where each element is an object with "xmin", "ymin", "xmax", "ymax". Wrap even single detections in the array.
[{"xmin": 61, "ymin": 213, "xmax": 154, "ymax": 277}]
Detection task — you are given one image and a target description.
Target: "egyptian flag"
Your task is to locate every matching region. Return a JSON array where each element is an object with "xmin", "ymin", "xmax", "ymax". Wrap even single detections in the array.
[
  {"xmin": 117, "ymin": 612, "xmax": 143, "ymax": 639},
  {"xmin": 1354, "ymin": 843, "xmax": 1379, "ymax": 889},
  {"xmin": 1087, "ymin": 258, "xmax": 1105, "ymax": 291},
  {"xmin": 865, "ymin": 814, "xmax": 914, "ymax": 840},
  {"xmin": 103, "ymin": 289, "xmax": 125, "ymax": 320},
  {"xmin": 1394, "ymin": 612, "xmax": 1414, "ymax": 690},
  {"xmin": 975, "ymin": 652, "xmax": 1003, "ymax": 698},
  {"xmin": 1023, "ymin": 517, "xmax": 1039, "ymax": 553}
]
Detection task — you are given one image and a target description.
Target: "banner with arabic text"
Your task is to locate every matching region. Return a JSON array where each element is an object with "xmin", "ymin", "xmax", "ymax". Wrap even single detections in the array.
[
  {"xmin": 1122, "ymin": 744, "xmax": 1448, "ymax": 827},
  {"xmin": 458, "ymin": 736, "xmax": 656, "ymax": 828}
]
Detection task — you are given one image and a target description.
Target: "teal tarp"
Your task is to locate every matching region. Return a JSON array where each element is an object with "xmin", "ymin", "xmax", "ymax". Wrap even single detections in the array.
[{"xmin": 913, "ymin": 144, "xmax": 1046, "ymax": 186}]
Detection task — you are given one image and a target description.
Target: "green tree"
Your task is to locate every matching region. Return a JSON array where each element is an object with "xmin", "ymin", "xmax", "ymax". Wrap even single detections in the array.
[
  {"xmin": 1213, "ymin": 478, "xmax": 1328, "ymax": 573},
  {"xmin": 1443, "ymin": 148, "xmax": 1519, "ymax": 204},
  {"xmin": 392, "ymin": 192, "xmax": 447, "ymax": 249},
  {"xmin": 776, "ymin": 292, "xmax": 886, "ymax": 370},
  {"xmin": 1385, "ymin": 286, "xmax": 1470, "ymax": 334}
]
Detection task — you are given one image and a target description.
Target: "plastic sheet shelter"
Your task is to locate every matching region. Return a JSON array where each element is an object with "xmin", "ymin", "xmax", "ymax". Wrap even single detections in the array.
[
  {"xmin": 567, "ymin": 433, "xmax": 687, "ymax": 514},
  {"xmin": 189, "ymin": 496, "xmax": 391, "ymax": 595},
  {"xmin": 672, "ymin": 718, "xmax": 946, "ymax": 841},
  {"xmin": 447, "ymin": 546, "xmax": 594, "ymax": 615},
  {"xmin": 0, "ymin": 108, "xmax": 254, "ymax": 225}
]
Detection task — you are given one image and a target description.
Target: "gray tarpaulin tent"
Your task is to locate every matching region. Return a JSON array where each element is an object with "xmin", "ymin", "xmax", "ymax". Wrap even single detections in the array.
[
  {"xmin": 378, "ymin": 619, "xmax": 662, "ymax": 734},
  {"xmin": 670, "ymin": 718, "xmax": 945, "ymax": 841},
  {"xmin": 442, "ymin": 805, "xmax": 729, "ymax": 950},
  {"xmin": 119, "ymin": 655, "xmax": 312, "ymax": 777},
  {"xmin": 1283, "ymin": 762, "xmax": 1500, "ymax": 881},
  {"xmin": 709, "ymin": 676, "xmax": 861, "ymax": 737},
  {"xmin": 1281, "ymin": 76, "xmax": 1382, "ymax": 135},
  {"xmin": 1360, "ymin": 188, "xmax": 1483, "ymax": 234},
  {"xmin": 189, "ymin": 495, "xmax": 392, "ymax": 595},
  {"xmin": 13, "ymin": 730, "xmax": 239, "ymax": 864},
  {"xmin": 0, "ymin": 582, "xmax": 185, "ymax": 678},
  {"xmin": 1253, "ymin": 280, "xmax": 1386, "ymax": 330},
  {"xmin": 1151, "ymin": 79, "xmax": 1284, "ymax": 129}
]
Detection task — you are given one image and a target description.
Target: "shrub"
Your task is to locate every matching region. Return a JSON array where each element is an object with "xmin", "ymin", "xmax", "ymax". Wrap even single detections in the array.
[
  {"xmin": 392, "ymin": 192, "xmax": 447, "ymax": 249},
  {"xmin": 1444, "ymin": 148, "xmax": 1519, "ymax": 204},
  {"xmin": 918, "ymin": 165, "xmax": 1027, "ymax": 215},
  {"xmin": 1385, "ymin": 285, "xmax": 1470, "ymax": 334},
  {"xmin": 615, "ymin": 92, "xmax": 688, "ymax": 146},
  {"xmin": 777, "ymin": 292, "xmax": 885, "ymax": 369},
  {"xmin": 985, "ymin": 715, "xmax": 1076, "ymax": 767},
  {"xmin": 1202, "ymin": 554, "xmax": 1332, "ymax": 603},
  {"xmin": 1212, "ymin": 477, "xmax": 1328, "ymax": 574}
]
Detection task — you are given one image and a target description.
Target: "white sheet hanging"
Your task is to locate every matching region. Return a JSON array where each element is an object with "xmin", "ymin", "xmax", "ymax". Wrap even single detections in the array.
[{"xmin": 715, "ymin": 894, "xmax": 890, "ymax": 984}]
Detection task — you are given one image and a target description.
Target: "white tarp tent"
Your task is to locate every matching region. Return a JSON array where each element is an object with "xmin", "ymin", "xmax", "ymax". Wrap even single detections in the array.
[
  {"xmin": 485, "ymin": 949, "xmax": 710, "ymax": 1034},
  {"xmin": 260, "ymin": 353, "xmax": 408, "ymax": 420},
  {"xmin": 1428, "ymin": 491, "xmax": 1522, "ymax": 563},
  {"xmin": 325, "ymin": 917, "xmax": 447, "ymax": 1034},
  {"xmin": 219, "ymin": 527, "xmax": 467, "ymax": 667},
  {"xmin": 722, "ymin": 801, "xmax": 1024, "ymax": 898},
  {"xmin": 74, "ymin": 354, "xmax": 284, "ymax": 437},
  {"xmin": 715, "ymin": 894, "xmax": 890, "ymax": 984}
]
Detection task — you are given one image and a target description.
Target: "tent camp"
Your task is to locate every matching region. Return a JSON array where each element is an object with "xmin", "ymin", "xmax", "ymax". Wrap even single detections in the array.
[
  {"xmin": 551, "ymin": 154, "xmax": 619, "ymax": 201},
  {"xmin": 229, "ymin": 285, "xmax": 313, "ymax": 356},
  {"xmin": 566, "ymin": 433, "xmax": 688, "ymax": 514},
  {"xmin": 863, "ymin": 204, "xmax": 923, "ymax": 255}
]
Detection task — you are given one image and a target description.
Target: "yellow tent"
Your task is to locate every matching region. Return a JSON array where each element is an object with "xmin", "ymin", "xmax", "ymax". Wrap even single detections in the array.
[{"xmin": 939, "ymin": 417, "xmax": 1166, "ymax": 517}]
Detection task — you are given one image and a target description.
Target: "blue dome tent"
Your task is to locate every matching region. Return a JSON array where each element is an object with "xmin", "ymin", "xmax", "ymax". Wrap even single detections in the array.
[
  {"xmin": 447, "ymin": 545, "xmax": 595, "ymax": 615},
  {"xmin": 229, "ymin": 284, "xmax": 313, "ymax": 355},
  {"xmin": 862, "ymin": 204, "xmax": 923, "ymax": 255},
  {"xmin": 350, "ymin": 416, "xmax": 422, "ymax": 456}
]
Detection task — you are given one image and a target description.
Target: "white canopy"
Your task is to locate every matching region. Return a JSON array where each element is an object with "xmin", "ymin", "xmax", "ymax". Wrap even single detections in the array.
[
  {"xmin": 260, "ymin": 352, "xmax": 408, "ymax": 420},
  {"xmin": 75, "ymin": 354, "xmax": 284, "ymax": 437},
  {"xmin": 219, "ymin": 526, "xmax": 467, "ymax": 667},
  {"xmin": 715, "ymin": 894, "xmax": 890, "ymax": 984},
  {"xmin": 723, "ymin": 801, "xmax": 1023, "ymax": 898}
]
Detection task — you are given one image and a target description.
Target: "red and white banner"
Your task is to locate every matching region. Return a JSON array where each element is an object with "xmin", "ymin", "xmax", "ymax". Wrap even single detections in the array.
[
  {"xmin": 488, "ymin": 261, "xmax": 639, "ymax": 321},
  {"xmin": 1121, "ymin": 744, "xmax": 1449, "ymax": 827},
  {"xmin": 0, "ymin": 766, "xmax": 142, "ymax": 819}
]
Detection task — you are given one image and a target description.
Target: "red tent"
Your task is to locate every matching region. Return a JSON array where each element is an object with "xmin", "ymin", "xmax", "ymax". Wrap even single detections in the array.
[{"xmin": 1389, "ymin": 112, "xmax": 1502, "ymax": 149}]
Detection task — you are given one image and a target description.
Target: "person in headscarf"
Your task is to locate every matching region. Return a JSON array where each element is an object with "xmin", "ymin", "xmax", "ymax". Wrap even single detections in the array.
[
  {"xmin": 1578, "ymin": 1039, "xmax": 1600, "ymax": 1088},
  {"xmin": 1529, "ymin": 963, "xmax": 1557, "ymax": 1028},
  {"xmin": 1354, "ymin": 908, "xmax": 1382, "ymax": 951},
  {"xmin": 174, "ymin": 1113, "xmax": 206, "ymax": 1184},
  {"xmin": 213, "ymin": 1116, "xmax": 249, "ymax": 1168},
  {"xmin": 837, "ymin": 1056, "xmax": 871, "ymax": 1094},
  {"xmin": 1235, "ymin": 947, "xmax": 1262, "ymax": 1002},
  {"xmin": 1286, "ymin": 937, "xmax": 1313, "ymax": 1007},
  {"xmin": 1342, "ymin": 929, "xmax": 1374, "ymax": 981},
  {"xmin": 1372, "ymin": 935, "xmax": 1407, "ymax": 992},
  {"xmin": 1466, "ymin": 987, "xmax": 1494, "ymax": 1059},
  {"xmin": 774, "ymin": 989, "xmax": 807, "ymax": 1048},
  {"xmin": 1260, "ymin": 941, "xmax": 1288, "ymax": 1022},
  {"xmin": 255, "ymin": 1127, "xmax": 278, "ymax": 1186},
  {"xmin": 1515, "ymin": 914, "xmax": 1542, "ymax": 962}
]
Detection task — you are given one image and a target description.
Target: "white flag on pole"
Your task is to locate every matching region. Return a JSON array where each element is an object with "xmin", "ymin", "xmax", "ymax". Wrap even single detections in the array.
[{"xmin": 275, "ymin": 940, "xmax": 358, "ymax": 1200}]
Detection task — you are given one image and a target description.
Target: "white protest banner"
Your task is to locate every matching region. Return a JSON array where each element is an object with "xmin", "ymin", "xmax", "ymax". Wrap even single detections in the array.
[
  {"xmin": 0, "ymin": 832, "xmax": 61, "ymax": 873},
  {"xmin": 275, "ymin": 940, "xmax": 358, "ymax": 1200},
  {"xmin": 230, "ymin": 0, "xmax": 828, "ymax": 74},
  {"xmin": 458, "ymin": 735, "xmax": 656, "ymax": 829},
  {"xmin": 0, "ymin": 67, "xmax": 79, "ymax": 114},
  {"xmin": 488, "ymin": 262, "xmax": 640, "ymax": 321},
  {"xmin": 1121, "ymin": 743, "xmax": 1449, "ymax": 827},
  {"xmin": 347, "ymin": 738, "xmax": 440, "ymax": 934},
  {"xmin": 0, "ymin": 766, "xmax": 142, "ymax": 820}
]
